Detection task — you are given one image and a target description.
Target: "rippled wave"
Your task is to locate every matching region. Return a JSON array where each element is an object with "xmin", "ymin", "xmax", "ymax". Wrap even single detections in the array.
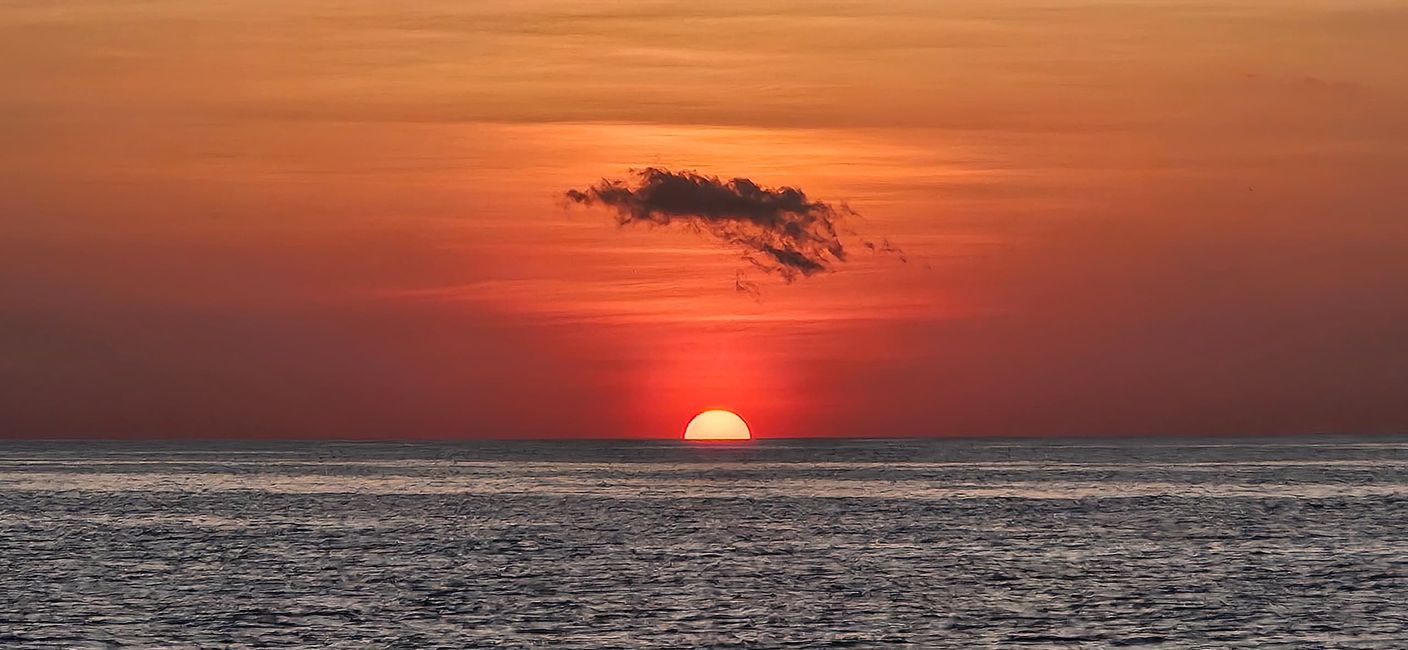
[{"xmin": 1, "ymin": 437, "xmax": 1405, "ymax": 647}]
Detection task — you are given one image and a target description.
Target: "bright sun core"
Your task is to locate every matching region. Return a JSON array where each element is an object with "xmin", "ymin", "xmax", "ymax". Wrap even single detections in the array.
[{"xmin": 683, "ymin": 409, "xmax": 752, "ymax": 441}]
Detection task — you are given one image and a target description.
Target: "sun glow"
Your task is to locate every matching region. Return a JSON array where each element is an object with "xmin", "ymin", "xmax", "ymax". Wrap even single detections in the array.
[{"xmin": 683, "ymin": 409, "xmax": 752, "ymax": 441}]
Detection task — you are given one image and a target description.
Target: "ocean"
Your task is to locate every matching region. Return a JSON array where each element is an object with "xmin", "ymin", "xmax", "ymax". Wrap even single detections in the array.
[{"xmin": 1, "ymin": 437, "xmax": 1404, "ymax": 648}]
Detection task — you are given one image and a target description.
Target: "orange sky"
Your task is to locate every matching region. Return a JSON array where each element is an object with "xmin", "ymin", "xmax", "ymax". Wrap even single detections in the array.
[{"xmin": 3, "ymin": 1, "xmax": 1407, "ymax": 438}]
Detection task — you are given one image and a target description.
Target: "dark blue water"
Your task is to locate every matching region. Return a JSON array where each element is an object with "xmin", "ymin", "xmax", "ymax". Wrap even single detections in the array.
[{"xmin": 1, "ymin": 437, "xmax": 1405, "ymax": 647}]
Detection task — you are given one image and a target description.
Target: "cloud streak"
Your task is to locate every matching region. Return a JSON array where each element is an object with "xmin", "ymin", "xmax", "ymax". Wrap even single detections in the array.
[{"xmin": 566, "ymin": 168, "xmax": 888, "ymax": 284}]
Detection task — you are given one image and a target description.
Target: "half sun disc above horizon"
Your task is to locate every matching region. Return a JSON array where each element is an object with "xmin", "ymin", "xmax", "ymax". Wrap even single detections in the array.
[{"xmin": 683, "ymin": 409, "xmax": 752, "ymax": 441}]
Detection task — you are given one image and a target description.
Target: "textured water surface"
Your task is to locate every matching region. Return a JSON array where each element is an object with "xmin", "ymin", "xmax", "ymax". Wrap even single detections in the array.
[{"xmin": 1, "ymin": 438, "xmax": 1405, "ymax": 648}]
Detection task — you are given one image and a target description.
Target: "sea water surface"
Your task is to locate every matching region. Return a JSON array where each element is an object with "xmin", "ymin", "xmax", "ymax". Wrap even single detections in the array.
[{"xmin": 1, "ymin": 437, "xmax": 1405, "ymax": 648}]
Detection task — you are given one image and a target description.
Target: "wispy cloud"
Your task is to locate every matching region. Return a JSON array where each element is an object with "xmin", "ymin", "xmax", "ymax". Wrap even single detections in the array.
[{"xmin": 566, "ymin": 168, "xmax": 897, "ymax": 285}]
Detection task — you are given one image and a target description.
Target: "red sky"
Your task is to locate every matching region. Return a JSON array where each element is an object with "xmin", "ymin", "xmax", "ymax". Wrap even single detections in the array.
[{"xmin": 3, "ymin": 1, "xmax": 1407, "ymax": 438}]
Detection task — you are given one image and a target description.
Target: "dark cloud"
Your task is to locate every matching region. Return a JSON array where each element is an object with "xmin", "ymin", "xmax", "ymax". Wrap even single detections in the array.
[{"xmin": 566, "ymin": 168, "xmax": 896, "ymax": 284}]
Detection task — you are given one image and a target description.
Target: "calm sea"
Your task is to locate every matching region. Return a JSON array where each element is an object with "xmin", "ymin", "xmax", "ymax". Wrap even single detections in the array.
[{"xmin": 1, "ymin": 438, "xmax": 1405, "ymax": 648}]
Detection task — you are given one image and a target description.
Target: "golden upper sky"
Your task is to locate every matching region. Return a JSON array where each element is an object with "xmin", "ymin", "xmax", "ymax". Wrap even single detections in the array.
[{"xmin": 3, "ymin": 1, "xmax": 1406, "ymax": 437}]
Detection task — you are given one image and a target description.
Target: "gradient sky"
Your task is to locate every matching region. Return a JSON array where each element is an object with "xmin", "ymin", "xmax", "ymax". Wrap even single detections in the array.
[{"xmin": 3, "ymin": 0, "xmax": 1407, "ymax": 438}]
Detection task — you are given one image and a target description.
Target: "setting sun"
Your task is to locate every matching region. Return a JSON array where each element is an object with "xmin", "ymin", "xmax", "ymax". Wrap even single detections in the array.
[{"xmin": 683, "ymin": 409, "xmax": 752, "ymax": 441}]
